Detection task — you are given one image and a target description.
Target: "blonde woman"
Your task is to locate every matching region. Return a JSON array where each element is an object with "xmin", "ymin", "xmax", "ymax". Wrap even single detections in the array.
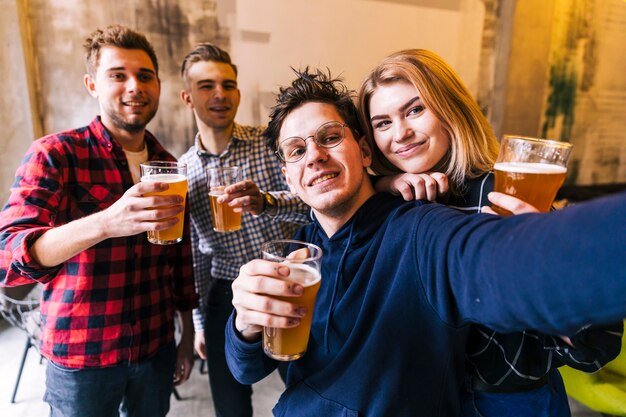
[{"xmin": 358, "ymin": 48, "xmax": 622, "ymax": 417}]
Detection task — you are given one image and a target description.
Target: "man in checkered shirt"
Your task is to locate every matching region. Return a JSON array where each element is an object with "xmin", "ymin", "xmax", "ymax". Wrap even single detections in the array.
[
  {"xmin": 178, "ymin": 43, "xmax": 309, "ymax": 417},
  {"xmin": 0, "ymin": 25, "xmax": 197, "ymax": 417}
]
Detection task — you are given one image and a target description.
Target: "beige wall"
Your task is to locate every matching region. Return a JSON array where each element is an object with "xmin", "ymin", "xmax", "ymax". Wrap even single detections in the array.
[
  {"xmin": 0, "ymin": 0, "xmax": 35, "ymax": 205},
  {"xmin": 227, "ymin": 0, "xmax": 486, "ymax": 125}
]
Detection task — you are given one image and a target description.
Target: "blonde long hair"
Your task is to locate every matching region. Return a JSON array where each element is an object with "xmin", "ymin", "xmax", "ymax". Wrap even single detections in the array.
[{"xmin": 358, "ymin": 49, "xmax": 499, "ymax": 194}]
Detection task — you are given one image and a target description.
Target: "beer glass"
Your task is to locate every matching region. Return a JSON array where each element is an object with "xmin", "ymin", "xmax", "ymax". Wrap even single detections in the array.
[
  {"xmin": 492, "ymin": 135, "xmax": 573, "ymax": 215},
  {"xmin": 262, "ymin": 240, "xmax": 323, "ymax": 361},
  {"xmin": 140, "ymin": 161, "xmax": 188, "ymax": 244},
  {"xmin": 207, "ymin": 167, "xmax": 242, "ymax": 232}
]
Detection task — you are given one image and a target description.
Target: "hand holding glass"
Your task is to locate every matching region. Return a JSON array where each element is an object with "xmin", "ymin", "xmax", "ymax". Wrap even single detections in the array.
[
  {"xmin": 262, "ymin": 240, "xmax": 322, "ymax": 361},
  {"xmin": 140, "ymin": 161, "xmax": 188, "ymax": 244},
  {"xmin": 208, "ymin": 167, "xmax": 242, "ymax": 232},
  {"xmin": 492, "ymin": 136, "xmax": 573, "ymax": 215}
]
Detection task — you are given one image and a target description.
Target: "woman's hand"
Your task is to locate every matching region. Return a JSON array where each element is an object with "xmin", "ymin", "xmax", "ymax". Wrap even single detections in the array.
[{"xmin": 375, "ymin": 172, "xmax": 449, "ymax": 202}]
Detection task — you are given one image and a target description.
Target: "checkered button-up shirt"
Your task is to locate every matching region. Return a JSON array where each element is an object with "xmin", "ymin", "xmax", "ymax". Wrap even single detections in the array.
[
  {"xmin": 179, "ymin": 123, "xmax": 309, "ymax": 331},
  {"xmin": 0, "ymin": 117, "xmax": 197, "ymax": 368}
]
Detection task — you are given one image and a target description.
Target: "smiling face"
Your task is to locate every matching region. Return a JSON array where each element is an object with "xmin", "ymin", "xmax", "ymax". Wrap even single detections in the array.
[
  {"xmin": 369, "ymin": 80, "xmax": 450, "ymax": 174},
  {"xmin": 181, "ymin": 60, "xmax": 240, "ymax": 132},
  {"xmin": 85, "ymin": 46, "xmax": 160, "ymax": 139},
  {"xmin": 280, "ymin": 102, "xmax": 374, "ymax": 222}
]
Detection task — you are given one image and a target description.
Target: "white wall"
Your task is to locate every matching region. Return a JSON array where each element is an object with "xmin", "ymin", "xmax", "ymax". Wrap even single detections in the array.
[
  {"xmin": 0, "ymin": 0, "xmax": 35, "ymax": 205},
  {"xmin": 224, "ymin": 0, "xmax": 485, "ymax": 126}
]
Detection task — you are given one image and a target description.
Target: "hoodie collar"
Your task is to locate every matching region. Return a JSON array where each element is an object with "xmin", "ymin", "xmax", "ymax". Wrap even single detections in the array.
[{"xmin": 312, "ymin": 193, "xmax": 405, "ymax": 245}]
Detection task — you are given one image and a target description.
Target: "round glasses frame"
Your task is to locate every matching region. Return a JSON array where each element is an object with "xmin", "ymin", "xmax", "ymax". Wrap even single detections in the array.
[{"xmin": 275, "ymin": 121, "xmax": 348, "ymax": 163}]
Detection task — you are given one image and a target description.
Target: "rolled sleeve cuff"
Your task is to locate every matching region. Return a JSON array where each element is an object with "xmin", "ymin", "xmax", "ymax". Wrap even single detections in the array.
[{"xmin": 10, "ymin": 227, "xmax": 62, "ymax": 281}]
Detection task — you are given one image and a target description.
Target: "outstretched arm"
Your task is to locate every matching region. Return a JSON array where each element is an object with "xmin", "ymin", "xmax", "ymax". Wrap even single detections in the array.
[{"xmin": 414, "ymin": 192, "xmax": 626, "ymax": 336}]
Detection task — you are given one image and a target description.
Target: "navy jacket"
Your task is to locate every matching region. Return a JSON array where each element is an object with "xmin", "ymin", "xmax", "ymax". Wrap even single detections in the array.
[{"xmin": 226, "ymin": 192, "xmax": 626, "ymax": 416}]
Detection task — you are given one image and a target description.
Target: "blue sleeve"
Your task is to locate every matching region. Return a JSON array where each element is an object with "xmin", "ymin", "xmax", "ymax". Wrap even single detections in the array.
[
  {"xmin": 414, "ymin": 192, "xmax": 626, "ymax": 335},
  {"xmin": 224, "ymin": 311, "xmax": 279, "ymax": 385}
]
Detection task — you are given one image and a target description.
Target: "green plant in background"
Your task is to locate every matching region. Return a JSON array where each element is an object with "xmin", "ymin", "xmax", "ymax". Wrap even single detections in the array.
[{"xmin": 541, "ymin": 59, "xmax": 577, "ymax": 141}]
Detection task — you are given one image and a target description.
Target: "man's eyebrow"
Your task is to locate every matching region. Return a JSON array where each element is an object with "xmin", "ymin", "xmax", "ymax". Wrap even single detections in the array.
[
  {"xmin": 370, "ymin": 95, "xmax": 421, "ymax": 122},
  {"xmin": 104, "ymin": 67, "xmax": 156, "ymax": 75},
  {"xmin": 196, "ymin": 78, "xmax": 237, "ymax": 84}
]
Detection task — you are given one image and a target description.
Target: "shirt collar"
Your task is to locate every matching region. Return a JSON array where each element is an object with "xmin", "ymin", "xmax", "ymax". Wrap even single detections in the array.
[
  {"xmin": 89, "ymin": 116, "xmax": 170, "ymax": 160},
  {"xmin": 194, "ymin": 122, "xmax": 244, "ymax": 157}
]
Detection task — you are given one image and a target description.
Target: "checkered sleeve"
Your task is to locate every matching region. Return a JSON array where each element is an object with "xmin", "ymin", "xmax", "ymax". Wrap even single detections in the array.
[
  {"xmin": 0, "ymin": 139, "xmax": 66, "ymax": 285},
  {"xmin": 191, "ymin": 223, "xmax": 211, "ymax": 332},
  {"xmin": 550, "ymin": 322, "xmax": 624, "ymax": 372},
  {"xmin": 266, "ymin": 190, "xmax": 310, "ymax": 224}
]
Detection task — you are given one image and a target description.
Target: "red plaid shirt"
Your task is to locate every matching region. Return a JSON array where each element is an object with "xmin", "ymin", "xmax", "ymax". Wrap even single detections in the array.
[{"xmin": 0, "ymin": 117, "xmax": 197, "ymax": 368}]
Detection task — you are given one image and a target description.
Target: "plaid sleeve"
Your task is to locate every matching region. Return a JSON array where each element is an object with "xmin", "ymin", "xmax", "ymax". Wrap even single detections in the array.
[
  {"xmin": 551, "ymin": 322, "xmax": 624, "ymax": 372},
  {"xmin": 266, "ymin": 191, "xmax": 310, "ymax": 224},
  {"xmin": 191, "ymin": 222, "xmax": 212, "ymax": 332},
  {"xmin": 0, "ymin": 140, "xmax": 65, "ymax": 285}
]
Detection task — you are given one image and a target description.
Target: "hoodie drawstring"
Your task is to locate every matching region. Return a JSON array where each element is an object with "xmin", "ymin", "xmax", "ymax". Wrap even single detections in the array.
[{"xmin": 323, "ymin": 221, "xmax": 355, "ymax": 353}]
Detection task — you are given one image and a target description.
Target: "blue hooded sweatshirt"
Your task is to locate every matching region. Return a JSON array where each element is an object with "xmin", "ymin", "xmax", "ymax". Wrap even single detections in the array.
[{"xmin": 226, "ymin": 192, "xmax": 626, "ymax": 417}]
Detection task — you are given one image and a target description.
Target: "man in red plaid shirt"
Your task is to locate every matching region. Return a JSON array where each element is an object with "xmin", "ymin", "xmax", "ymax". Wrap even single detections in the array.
[{"xmin": 0, "ymin": 25, "xmax": 197, "ymax": 417}]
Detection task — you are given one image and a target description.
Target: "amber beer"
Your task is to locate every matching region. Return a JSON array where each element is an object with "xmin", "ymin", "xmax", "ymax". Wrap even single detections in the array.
[
  {"xmin": 493, "ymin": 162, "xmax": 567, "ymax": 214},
  {"xmin": 140, "ymin": 162, "xmax": 188, "ymax": 245},
  {"xmin": 209, "ymin": 187, "xmax": 242, "ymax": 232},
  {"xmin": 207, "ymin": 167, "xmax": 242, "ymax": 232},
  {"xmin": 263, "ymin": 263, "xmax": 321, "ymax": 361},
  {"xmin": 492, "ymin": 136, "xmax": 573, "ymax": 215}
]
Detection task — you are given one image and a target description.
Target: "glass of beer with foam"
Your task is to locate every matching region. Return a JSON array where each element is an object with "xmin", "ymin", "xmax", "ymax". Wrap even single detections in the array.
[
  {"xmin": 207, "ymin": 167, "xmax": 242, "ymax": 232},
  {"xmin": 492, "ymin": 136, "xmax": 573, "ymax": 215},
  {"xmin": 262, "ymin": 240, "xmax": 323, "ymax": 361},
  {"xmin": 140, "ymin": 161, "xmax": 188, "ymax": 244}
]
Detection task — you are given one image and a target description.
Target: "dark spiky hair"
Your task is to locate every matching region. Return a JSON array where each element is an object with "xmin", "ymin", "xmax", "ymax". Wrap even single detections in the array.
[{"xmin": 265, "ymin": 67, "xmax": 361, "ymax": 158}]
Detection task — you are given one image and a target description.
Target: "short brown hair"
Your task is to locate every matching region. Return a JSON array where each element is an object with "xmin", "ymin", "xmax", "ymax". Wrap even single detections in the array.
[
  {"xmin": 83, "ymin": 25, "xmax": 158, "ymax": 76},
  {"xmin": 180, "ymin": 43, "xmax": 238, "ymax": 86}
]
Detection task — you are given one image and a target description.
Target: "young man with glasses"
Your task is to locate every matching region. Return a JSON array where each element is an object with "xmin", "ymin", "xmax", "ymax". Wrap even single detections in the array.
[
  {"xmin": 178, "ymin": 43, "xmax": 308, "ymax": 417},
  {"xmin": 224, "ymin": 68, "xmax": 626, "ymax": 417}
]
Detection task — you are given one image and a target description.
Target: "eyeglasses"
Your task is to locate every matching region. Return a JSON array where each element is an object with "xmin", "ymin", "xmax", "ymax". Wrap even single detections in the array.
[{"xmin": 276, "ymin": 121, "xmax": 347, "ymax": 163}]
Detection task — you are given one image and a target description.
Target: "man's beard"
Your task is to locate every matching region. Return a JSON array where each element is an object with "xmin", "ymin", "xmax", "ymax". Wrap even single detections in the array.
[{"xmin": 108, "ymin": 106, "xmax": 158, "ymax": 133}]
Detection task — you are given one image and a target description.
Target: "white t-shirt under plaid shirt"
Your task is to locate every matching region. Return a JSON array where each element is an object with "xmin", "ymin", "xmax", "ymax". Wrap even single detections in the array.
[{"xmin": 179, "ymin": 123, "xmax": 309, "ymax": 331}]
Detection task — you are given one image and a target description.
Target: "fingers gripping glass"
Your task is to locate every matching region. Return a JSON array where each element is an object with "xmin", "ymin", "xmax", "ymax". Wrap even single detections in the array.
[{"xmin": 276, "ymin": 121, "xmax": 347, "ymax": 163}]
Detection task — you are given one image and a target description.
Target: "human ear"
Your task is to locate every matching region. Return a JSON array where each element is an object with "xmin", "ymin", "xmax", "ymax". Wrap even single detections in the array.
[
  {"xmin": 84, "ymin": 74, "xmax": 98, "ymax": 98},
  {"xmin": 358, "ymin": 136, "xmax": 373, "ymax": 168},
  {"xmin": 180, "ymin": 89, "xmax": 193, "ymax": 108}
]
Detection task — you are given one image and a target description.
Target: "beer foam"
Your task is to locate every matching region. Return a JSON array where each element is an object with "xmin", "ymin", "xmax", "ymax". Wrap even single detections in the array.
[
  {"xmin": 286, "ymin": 263, "xmax": 321, "ymax": 287},
  {"xmin": 141, "ymin": 173, "xmax": 187, "ymax": 183},
  {"xmin": 494, "ymin": 162, "xmax": 566, "ymax": 174}
]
